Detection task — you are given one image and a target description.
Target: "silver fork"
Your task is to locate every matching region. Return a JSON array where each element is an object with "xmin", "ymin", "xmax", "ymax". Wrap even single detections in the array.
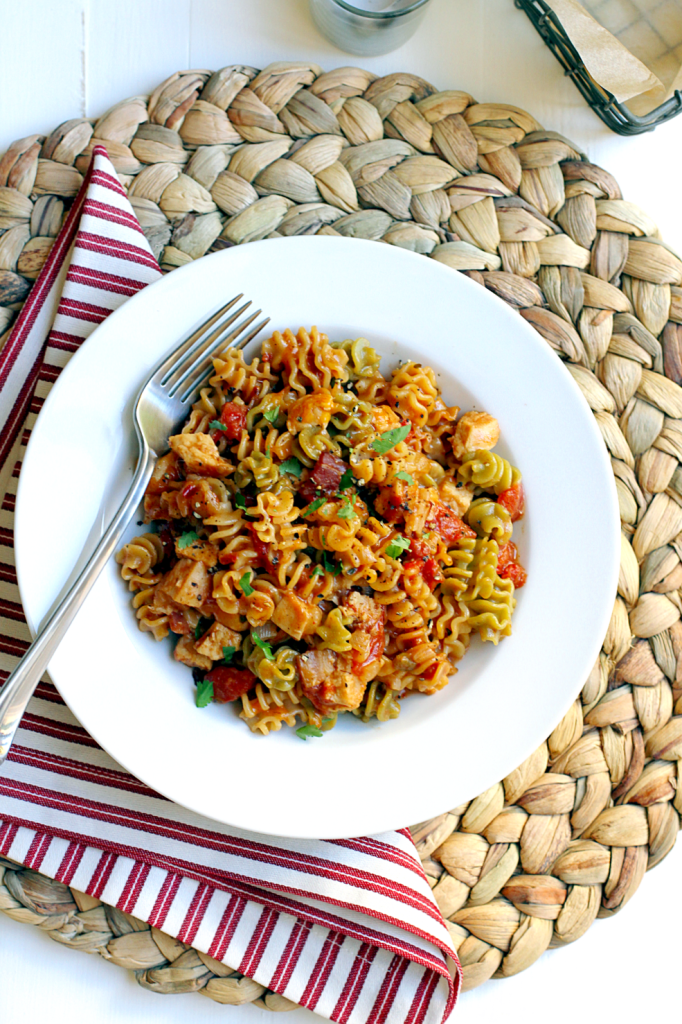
[{"xmin": 0, "ymin": 294, "xmax": 269, "ymax": 766}]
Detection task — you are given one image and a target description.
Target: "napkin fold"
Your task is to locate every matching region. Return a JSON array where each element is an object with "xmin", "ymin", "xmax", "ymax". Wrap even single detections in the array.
[{"xmin": 0, "ymin": 147, "xmax": 460, "ymax": 1023}]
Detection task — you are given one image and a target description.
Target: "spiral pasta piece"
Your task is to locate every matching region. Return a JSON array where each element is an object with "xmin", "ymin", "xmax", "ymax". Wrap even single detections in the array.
[
  {"xmin": 116, "ymin": 533, "xmax": 164, "ymax": 590},
  {"xmin": 467, "ymin": 497, "xmax": 513, "ymax": 546},
  {"xmin": 457, "ymin": 450, "xmax": 521, "ymax": 494}
]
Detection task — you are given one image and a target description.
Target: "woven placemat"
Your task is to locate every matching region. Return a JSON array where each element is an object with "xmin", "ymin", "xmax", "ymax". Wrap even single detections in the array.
[{"xmin": 2, "ymin": 62, "xmax": 682, "ymax": 1007}]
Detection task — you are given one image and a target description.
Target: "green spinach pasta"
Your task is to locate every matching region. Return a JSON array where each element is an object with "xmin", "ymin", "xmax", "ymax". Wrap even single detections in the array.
[{"xmin": 116, "ymin": 327, "xmax": 526, "ymax": 737}]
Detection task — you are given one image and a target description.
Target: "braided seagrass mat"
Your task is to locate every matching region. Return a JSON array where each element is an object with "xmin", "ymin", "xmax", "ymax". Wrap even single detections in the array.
[{"xmin": 2, "ymin": 62, "xmax": 682, "ymax": 1006}]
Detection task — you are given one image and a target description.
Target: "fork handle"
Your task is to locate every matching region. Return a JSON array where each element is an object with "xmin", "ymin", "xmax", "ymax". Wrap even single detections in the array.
[{"xmin": 0, "ymin": 445, "xmax": 157, "ymax": 767}]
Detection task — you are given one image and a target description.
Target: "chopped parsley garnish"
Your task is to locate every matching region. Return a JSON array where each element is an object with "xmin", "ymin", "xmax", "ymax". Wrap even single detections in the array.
[
  {"xmin": 263, "ymin": 406, "xmax": 279, "ymax": 424},
  {"xmin": 338, "ymin": 467, "xmax": 354, "ymax": 491},
  {"xmin": 337, "ymin": 495, "xmax": 356, "ymax": 519},
  {"xmin": 280, "ymin": 457, "xmax": 303, "ymax": 478},
  {"xmin": 209, "ymin": 419, "xmax": 225, "ymax": 431},
  {"xmin": 385, "ymin": 535, "xmax": 412, "ymax": 559},
  {"xmin": 222, "ymin": 645, "xmax": 236, "ymax": 664},
  {"xmin": 395, "ymin": 470, "xmax": 414, "ymax": 484},
  {"xmin": 372, "ymin": 424, "xmax": 410, "ymax": 454},
  {"xmin": 177, "ymin": 530, "xmax": 200, "ymax": 549},
  {"xmin": 296, "ymin": 723, "xmax": 324, "ymax": 740},
  {"xmin": 194, "ymin": 616, "xmax": 212, "ymax": 640},
  {"xmin": 310, "ymin": 564, "xmax": 325, "ymax": 576},
  {"xmin": 323, "ymin": 550, "xmax": 343, "ymax": 576},
  {"xmin": 234, "ymin": 493, "xmax": 246, "ymax": 509},
  {"xmin": 302, "ymin": 496, "xmax": 326, "ymax": 516},
  {"xmin": 252, "ymin": 634, "xmax": 275, "ymax": 660},
  {"xmin": 238, "ymin": 572, "xmax": 254, "ymax": 596},
  {"xmin": 195, "ymin": 679, "xmax": 214, "ymax": 708}
]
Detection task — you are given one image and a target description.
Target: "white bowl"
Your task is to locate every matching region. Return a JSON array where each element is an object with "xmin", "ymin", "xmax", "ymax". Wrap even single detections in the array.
[{"xmin": 15, "ymin": 236, "xmax": 620, "ymax": 839}]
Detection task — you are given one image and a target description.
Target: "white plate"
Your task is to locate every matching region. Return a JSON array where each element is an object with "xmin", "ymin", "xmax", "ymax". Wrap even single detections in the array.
[{"xmin": 15, "ymin": 236, "xmax": 620, "ymax": 839}]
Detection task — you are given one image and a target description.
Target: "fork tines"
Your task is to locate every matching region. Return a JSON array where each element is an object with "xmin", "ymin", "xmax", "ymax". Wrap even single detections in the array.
[{"xmin": 161, "ymin": 295, "xmax": 270, "ymax": 401}]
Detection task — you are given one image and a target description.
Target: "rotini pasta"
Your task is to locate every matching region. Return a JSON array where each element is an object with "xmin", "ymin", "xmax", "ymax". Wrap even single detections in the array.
[{"xmin": 117, "ymin": 326, "xmax": 526, "ymax": 737}]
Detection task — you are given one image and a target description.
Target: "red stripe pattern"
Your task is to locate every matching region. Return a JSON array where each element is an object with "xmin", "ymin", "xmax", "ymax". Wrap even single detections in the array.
[{"xmin": 0, "ymin": 146, "xmax": 460, "ymax": 1022}]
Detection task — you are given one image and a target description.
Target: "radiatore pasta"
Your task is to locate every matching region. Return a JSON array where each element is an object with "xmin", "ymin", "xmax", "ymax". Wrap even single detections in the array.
[{"xmin": 116, "ymin": 326, "xmax": 526, "ymax": 737}]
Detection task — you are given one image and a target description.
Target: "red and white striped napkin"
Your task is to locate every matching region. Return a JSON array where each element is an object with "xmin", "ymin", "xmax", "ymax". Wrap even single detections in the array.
[{"xmin": 0, "ymin": 147, "xmax": 460, "ymax": 1022}]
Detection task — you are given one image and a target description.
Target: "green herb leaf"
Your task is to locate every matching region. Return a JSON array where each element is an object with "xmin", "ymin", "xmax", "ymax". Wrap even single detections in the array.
[
  {"xmin": 209, "ymin": 419, "xmax": 225, "ymax": 431},
  {"xmin": 234, "ymin": 493, "xmax": 246, "ymax": 509},
  {"xmin": 395, "ymin": 470, "xmax": 414, "ymax": 484},
  {"xmin": 195, "ymin": 679, "xmax": 214, "ymax": 708},
  {"xmin": 310, "ymin": 564, "xmax": 324, "ymax": 577},
  {"xmin": 338, "ymin": 467, "xmax": 354, "ymax": 491},
  {"xmin": 302, "ymin": 496, "xmax": 326, "ymax": 517},
  {"xmin": 280, "ymin": 457, "xmax": 303, "ymax": 478},
  {"xmin": 385, "ymin": 535, "xmax": 412, "ymax": 559},
  {"xmin": 263, "ymin": 406, "xmax": 279, "ymax": 424},
  {"xmin": 178, "ymin": 530, "xmax": 200, "ymax": 550},
  {"xmin": 238, "ymin": 572, "xmax": 254, "ymax": 596},
  {"xmin": 222, "ymin": 645, "xmax": 236, "ymax": 664},
  {"xmin": 323, "ymin": 550, "xmax": 343, "ymax": 576},
  {"xmin": 252, "ymin": 633, "xmax": 274, "ymax": 660},
  {"xmin": 337, "ymin": 496, "xmax": 356, "ymax": 520},
  {"xmin": 194, "ymin": 616, "xmax": 212, "ymax": 640},
  {"xmin": 296, "ymin": 723, "xmax": 324, "ymax": 740},
  {"xmin": 372, "ymin": 424, "xmax": 410, "ymax": 455}
]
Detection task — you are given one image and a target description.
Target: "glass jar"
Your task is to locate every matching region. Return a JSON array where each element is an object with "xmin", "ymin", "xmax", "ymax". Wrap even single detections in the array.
[{"xmin": 309, "ymin": 0, "xmax": 433, "ymax": 57}]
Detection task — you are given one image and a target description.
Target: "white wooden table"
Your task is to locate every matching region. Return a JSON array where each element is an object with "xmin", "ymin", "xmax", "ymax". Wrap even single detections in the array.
[{"xmin": 1, "ymin": 1, "xmax": 681, "ymax": 1021}]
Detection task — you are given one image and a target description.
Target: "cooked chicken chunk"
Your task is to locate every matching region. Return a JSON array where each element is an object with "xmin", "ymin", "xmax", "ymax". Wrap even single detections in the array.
[
  {"xmin": 169, "ymin": 432, "xmax": 233, "ymax": 477},
  {"xmin": 438, "ymin": 474, "xmax": 474, "ymax": 516},
  {"xmin": 272, "ymin": 591, "xmax": 323, "ymax": 640},
  {"xmin": 451, "ymin": 411, "xmax": 500, "ymax": 460},
  {"xmin": 296, "ymin": 649, "xmax": 367, "ymax": 713},
  {"xmin": 174, "ymin": 535, "xmax": 218, "ymax": 567},
  {"xmin": 174, "ymin": 635, "xmax": 212, "ymax": 670},
  {"xmin": 343, "ymin": 591, "xmax": 382, "ymax": 631},
  {"xmin": 195, "ymin": 622, "xmax": 242, "ymax": 660},
  {"xmin": 341, "ymin": 592, "xmax": 386, "ymax": 686},
  {"xmin": 157, "ymin": 557, "xmax": 210, "ymax": 608},
  {"xmin": 371, "ymin": 404, "xmax": 402, "ymax": 434},
  {"xmin": 287, "ymin": 390, "xmax": 334, "ymax": 433}
]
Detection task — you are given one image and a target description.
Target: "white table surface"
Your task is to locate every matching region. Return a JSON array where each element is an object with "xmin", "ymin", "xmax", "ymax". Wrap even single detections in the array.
[{"xmin": 1, "ymin": 0, "xmax": 681, "ymax": 1021}]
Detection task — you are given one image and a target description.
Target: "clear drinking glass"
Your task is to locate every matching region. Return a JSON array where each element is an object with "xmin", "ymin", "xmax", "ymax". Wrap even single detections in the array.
[{"xmin": 309, "ymin": 0, "xmax": 433, "ymax": 57}]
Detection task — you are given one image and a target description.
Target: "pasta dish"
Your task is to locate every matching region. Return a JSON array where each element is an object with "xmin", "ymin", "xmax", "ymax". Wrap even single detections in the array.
[{"xmin": 116, "ymin": 327, "xmax": 526, "ymax": 737}]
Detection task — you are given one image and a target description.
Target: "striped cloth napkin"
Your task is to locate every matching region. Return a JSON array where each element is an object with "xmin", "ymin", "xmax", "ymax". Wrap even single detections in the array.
[{"xmin": 0, "ymin": 147, "xmax": 460, "ymax": 1022}]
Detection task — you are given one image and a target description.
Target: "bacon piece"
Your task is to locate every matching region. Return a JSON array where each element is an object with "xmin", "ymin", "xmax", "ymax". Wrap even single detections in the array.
[
  {"xmin": 245, "ymin": 524, "xmax": 276, "ymax": 571},
  {"xmin": 298, "ymin": 452, "xmax": 347, "ymax": 503},
  {"xmin": 205, "ymin": 666, "xmax": 256, "ymax": 702},
  {"xmin": 168, "ymin": 611, "xmax": 192, "ymax": 635}
]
